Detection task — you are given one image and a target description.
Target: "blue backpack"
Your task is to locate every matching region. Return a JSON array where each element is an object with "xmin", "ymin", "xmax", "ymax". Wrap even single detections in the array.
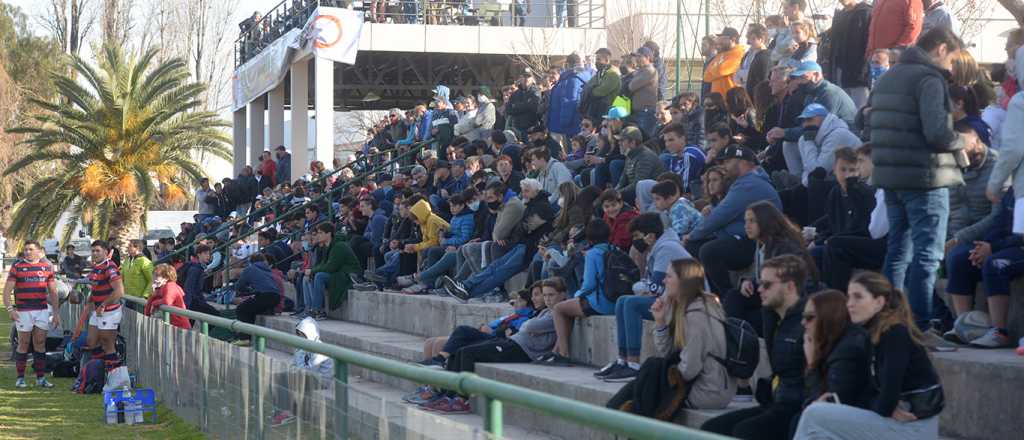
[{"xmin": 74, "ymin": 359, "xmax": 106, "ymax": 394}]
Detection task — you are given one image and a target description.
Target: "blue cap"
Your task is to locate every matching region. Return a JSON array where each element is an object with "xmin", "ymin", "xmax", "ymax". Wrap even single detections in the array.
[
  {"xmin": 790, "ymin": 60, "xmax": 823, "ymax": 77},
  {"xmin": 603, "ymin": 106, "xmax": 629, "ymax": 120},
  {"xmin": 798, "ymin": 103, "xmax": 829, "ymax": 120}
]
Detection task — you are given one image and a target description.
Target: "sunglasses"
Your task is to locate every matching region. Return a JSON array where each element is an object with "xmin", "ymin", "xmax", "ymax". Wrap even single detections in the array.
[{"xmin": 801, "ymin": 313, "xmax": 816, "ymax": 323}]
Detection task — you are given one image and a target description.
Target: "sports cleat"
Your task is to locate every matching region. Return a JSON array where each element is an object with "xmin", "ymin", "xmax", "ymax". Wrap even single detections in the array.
[
  {"xmin": 14, "ymin": 378, "xmax": 26, "ymax": 388},
  {"xmin": 36, "ymin": 377, "xmax": 54, "ymax": 388}
]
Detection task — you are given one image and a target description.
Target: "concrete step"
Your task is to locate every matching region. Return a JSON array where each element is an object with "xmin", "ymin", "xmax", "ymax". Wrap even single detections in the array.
[{"xmin": 931, "ymin": 348, "xmax": 1024, "ymax": 440}]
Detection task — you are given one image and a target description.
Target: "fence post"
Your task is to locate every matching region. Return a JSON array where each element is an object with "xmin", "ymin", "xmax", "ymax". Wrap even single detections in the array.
[
  {"xmin": 162, "ymin": 310, "xmax": 170, "ymax": 323},
  {"xmin": 334, "ymin": 360, "xmax": 349, "ymax": 439},
  {"xmin": 484, "ymin": 396, "xmax": 504, "ymax": 438},
  {"xmin": 255, "ymin": 336, "xmax": 266, "ymax": 353},
  {"xmin": 200, "ymin": 320, "xmax": 210, "ymax": 431}
]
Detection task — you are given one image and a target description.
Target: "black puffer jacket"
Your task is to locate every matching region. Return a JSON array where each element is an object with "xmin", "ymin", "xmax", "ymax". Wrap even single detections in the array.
[
  {"xmin": 869, "ymin": 46, "xmax": 964, "ymax": 190},
  {"xmin": 761, "ymin": 297, "xmax": 807, "ymax": 407},
  {"xmin": 804, "ymin": 324, "xmax": 873, "ymax": 409}
]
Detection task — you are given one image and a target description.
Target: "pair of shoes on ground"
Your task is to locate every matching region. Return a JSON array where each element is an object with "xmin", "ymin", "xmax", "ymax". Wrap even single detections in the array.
[
  {"xmin": 400, "ymin": 386, "xmax": 471, "ymax": 414},
  {"xmin": 943, "ymin": 327, "xmax": 1013, "ymax": 348},
  {"xmin": 593, "ymin": 361, "xmax": 637, "ymax": 382},
  {"xmin": 14, "ymin": 377, "xmax": 54, "ymax": 389},
  {"xmin": 270, "ymin": 410, "xmax": 296, "ymax": 427},
  {"xmin": 534, "ymin": 352, "xmax": 574, "ymax": 367}
]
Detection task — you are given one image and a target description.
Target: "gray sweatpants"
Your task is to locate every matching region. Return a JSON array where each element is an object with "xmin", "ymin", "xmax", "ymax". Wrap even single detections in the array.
[{"xmin": 793, "ymin": 402, "xmax": 939, "ymax": 440}]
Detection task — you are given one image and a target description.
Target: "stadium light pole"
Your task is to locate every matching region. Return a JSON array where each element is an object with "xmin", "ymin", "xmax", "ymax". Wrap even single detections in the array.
[{"xmin": 675, "ymin": 0, "xmax": 681, "ymax": 95}]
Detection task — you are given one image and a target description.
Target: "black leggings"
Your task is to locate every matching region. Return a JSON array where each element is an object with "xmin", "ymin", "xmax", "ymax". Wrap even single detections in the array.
[
  {"xmin": 686, "ymin": 235, "xmax": 756, "ymax": 294},
  {"xmin": 236, "ymin": 292, "xmax": 280, "ymax": 339},
  {"xmin": 446, "ymin": 338, "xmax": 531, "ymax": 373},
  {"xmin": 822, "ymin": 236, "xmax": 886, "ymax": 290},
  {"xmin": 701, "ymin": 403, "xmax": 801, "ymax": 440},
  {"xmin": 441, "ymin": 325, "xmax": 497, "ymax": 355}
]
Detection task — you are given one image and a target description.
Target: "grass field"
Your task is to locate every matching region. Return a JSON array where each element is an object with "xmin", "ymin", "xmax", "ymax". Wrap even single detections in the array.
[{"xmin": 0, "ymin": 307, "xmax": 206, "ymax": 439}]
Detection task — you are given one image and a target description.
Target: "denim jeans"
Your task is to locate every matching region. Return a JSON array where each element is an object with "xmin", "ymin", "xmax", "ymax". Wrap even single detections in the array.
[
  {"xmin": 882, "ymin": 188, "xmax": 949, "ymax": 327},
  {"xmin": 592, "ymin": 159, "xmax": 625, "ymax": 189},
  {"xmin": 302, "ymin": 272, "xmax": 331, "ymax": 312},
  {"xmin": 375, "ymin": 250, "xmax": 401, "ymax": 282},
  {"xmin": 292, "ymin": 273, "xmax": 305, "ymax": 311},
  {"xmin": 631, "ymin": 107, "xmax": 657, "ymax": 140},
  {"xmin": 420, "ymin": 250, "xmax": 458, "ymax": 287},
  {"xmin": 462, "ymin": 244, "xmax": 527, "ymax": 297},
  {"xmin": 615, "ymin": 295, "xmax": 656, "ymax": 357}
]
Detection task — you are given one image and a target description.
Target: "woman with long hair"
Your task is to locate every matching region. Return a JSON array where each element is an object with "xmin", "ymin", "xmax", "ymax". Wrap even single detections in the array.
[
  {"xmin": 145, "ymin": 264, "xmax": 191, "ymax": 330},
  {"xmin": 786, "ymin": 20, "xmax": 818, "ymax": 64},
  {"xmin": 695, "ymin": 166, "xmax": 733, "ymax": 213},
  {"xmin": 726, "ymin": 87, "xmax": 766, "ymax": 152},
  {"xmin": 606, "ymin": 259, "xmax": 735, "ymax": 415},
  {"xmin": 801, "ymin": 290, "xmax": 872, "ymax": 409},
  {"xmin": 721, "ymin": 201, "xmax": 817, "ymax": 334},
  {"xmin": 703, "ymin": 92, "xmax": 729, "ymax": 131},
  {"xmin": 532, "ymin": 181, "xmax": 586, "ymax": 284},
  {"xmin": 794, "ymin": 272, "xmax": 944, "ymax": 439}
]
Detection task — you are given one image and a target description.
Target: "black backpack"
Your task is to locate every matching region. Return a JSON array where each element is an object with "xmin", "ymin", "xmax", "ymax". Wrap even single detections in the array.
[
  {"xmin": 601, "ymin": 245, "xmax": 640, "ymax": 302},
  {"xmin": 705, "ymin": 306, "xmax": 760, "ymax": 379}
]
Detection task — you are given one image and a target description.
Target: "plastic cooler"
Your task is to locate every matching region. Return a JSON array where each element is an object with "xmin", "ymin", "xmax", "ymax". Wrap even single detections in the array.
[{"xmin": 103, "ymin": 388, "xmax": 157, "ymax": 425}]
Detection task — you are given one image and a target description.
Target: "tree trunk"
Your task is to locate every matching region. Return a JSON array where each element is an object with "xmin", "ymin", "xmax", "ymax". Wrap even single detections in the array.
[
  {"xmin": 107, "ymin": 199, "xmax": 144, "ymax": 256},
  {"xmin": 1000, "ymin": 0, "xmax": 1024, "ymax": 26}
]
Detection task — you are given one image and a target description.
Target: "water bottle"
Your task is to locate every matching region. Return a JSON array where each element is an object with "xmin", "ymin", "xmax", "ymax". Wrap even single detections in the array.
[
  {"xmin": 106, "ymin": 400, "xmax": 118, "ymax": 424},
  {"xmin": 1016, "ymin": 337, "xmax": 1024, "ymax": 356}
]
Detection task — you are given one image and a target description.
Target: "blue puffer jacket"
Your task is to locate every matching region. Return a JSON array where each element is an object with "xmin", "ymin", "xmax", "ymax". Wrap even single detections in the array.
[
  {"xmin": 547, "ymin": 67, "xmax": 594, "ymax": 136},
  {"xmin": 441, "ymin": 210, "xmax": 475, "ymax": 247},
  {"xmin": 689, "ymin": 168, "xmax": 782, "ymax": 241}
]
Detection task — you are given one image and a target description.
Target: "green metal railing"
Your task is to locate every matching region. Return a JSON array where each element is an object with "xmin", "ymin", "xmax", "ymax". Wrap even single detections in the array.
[{"xmin": 123, "ymin": 293, "xmax": 731, "ymax": 440}]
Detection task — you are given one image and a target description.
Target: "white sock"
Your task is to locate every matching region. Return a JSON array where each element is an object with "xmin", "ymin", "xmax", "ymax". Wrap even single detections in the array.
[
  {"xmin": 627, "ymin": 362, "xmax": 640, "ymax": 370},
  {"xmin": 615, "ymin": 358, "xmax": 625, "ymax": 365}
]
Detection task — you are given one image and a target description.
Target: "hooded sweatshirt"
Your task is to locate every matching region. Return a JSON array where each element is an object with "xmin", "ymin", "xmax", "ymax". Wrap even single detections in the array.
[
  {"xmin": 510, "ymin": 309, "xmax": 556, "ymax": 360},
  {"xmin": 409, "ymin": 199, "xmax": 450, "ymax": 252},
  {"xmin": 988, "ymin": 48, "xmax": 1024, "ymax": 202},
  {"xmin": 293, "ymin": 317, "xmax": 334, "ymax": 381},
  {"xmin": 796, "ymin": 113, "xmax": 863, "ymax": 186},
  {"xmin": 689, "ymin": 168, "xmax": 782, "ymax": 242},
  {"xmin": 236, "ymin": 261, "xmax": 279, "ymax": 295}
]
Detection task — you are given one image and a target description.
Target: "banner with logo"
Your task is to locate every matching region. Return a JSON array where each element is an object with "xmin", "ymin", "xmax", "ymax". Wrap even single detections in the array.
[{"xmin": 296, "ymin": 7, "xmax": 364, "ymax": 65}]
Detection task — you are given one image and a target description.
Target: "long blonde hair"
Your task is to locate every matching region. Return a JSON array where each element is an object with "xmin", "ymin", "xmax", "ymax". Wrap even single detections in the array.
[
  {"xmin": 849, "ymin": 272, "xmax": 925, "ymax": 346},
  {"xmin": 667, "ymin": 259, "xmax": 708, "ymax": 349}
]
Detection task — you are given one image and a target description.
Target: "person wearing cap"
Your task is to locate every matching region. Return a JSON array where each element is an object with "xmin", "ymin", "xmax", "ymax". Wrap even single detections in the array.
[
  {"xmin": 872, "ymin": 28, "xmax": 974, "ymax": 329},
  {"xmin": 867, "ymin": 0, "xmax": 923, "ymax": 56},
  {"xmin": 580, "ymin": 48, "xmax": 622, "ymax": 125},
  {"xmin": 275, "ymin": 145, "xmax": 291, "ymax": 186},
  {"xmin": 507, "ymin": 72, "xmax": 542, "ymax": 141},
  {"xmin": 527, "ymin": 125, "xmax": 565, "ymax": 161},
  {"xmin": 547, "ymin": 53, "xmax": 594, "ymax": 142},
  {"xmin": 685, "ymin": 145, "xmax": 781, "ymax": 294},
  {"xmin": 629, "ymin": 46, "xmax": 660, "ymax": 139},
  {"xmin": 616, "ymin": 126, "xmax": 666, "ymax": 205},
  {"xmin": 464, "ymin": 91, "xmax": 496, "ymax": 141},
  {"xmin": 588, "ymin": 107, "xmax": 629, "ymax": 189},
  {"xmin": 828, "ymin": 0, "xmax": 873, "ymax": 109},
  {"xmin": 703, "ymin": 27, "xmax": 747, "ymax": 98},
  {"xmin": 791, "ymin": 103, "xmax": 861, "ymax": 186},
  {"xmin": 766, "ymin": 60, "xmax": 857, "ymax": 148},
  {"xmin": 430, "ymin": 85, "xmax": 460, "ymax": 157}
]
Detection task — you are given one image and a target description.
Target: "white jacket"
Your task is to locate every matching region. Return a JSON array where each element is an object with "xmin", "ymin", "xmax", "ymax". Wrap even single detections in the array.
[
  {"xmin": 796, "ymin": 113, "xmax": 862, "ymax": 186},
  {"xmin": 293, "ymin": 317, "xmax": 334, "ymax": 381},
  {"xmin": 987, "ymin": 49, "xmax": 1024, "ymax": 200}
]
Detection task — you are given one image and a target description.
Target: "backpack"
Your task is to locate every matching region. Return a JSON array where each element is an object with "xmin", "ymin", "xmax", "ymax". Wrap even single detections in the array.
[
  {"xmin": 601, "ymin": 245, "xmax": 640, "ymax": 302},
  {"xmin": 75, "ymin": 359, "xmax": 106, "ymax": 394},
  {"xmin": 707, "ymin": 312, "xmax": 760, "ymax": 380}
]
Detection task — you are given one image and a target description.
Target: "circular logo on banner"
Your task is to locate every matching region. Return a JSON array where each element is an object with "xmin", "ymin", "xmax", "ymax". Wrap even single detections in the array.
[{"xmin": 313, "ymin": 15, "xmax": 343, "ymax": 48}]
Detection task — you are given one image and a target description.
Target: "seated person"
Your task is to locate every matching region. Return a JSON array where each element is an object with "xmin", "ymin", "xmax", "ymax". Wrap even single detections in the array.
[
  {"xmin": 450, "ymin": 182, "xmax": 523, "ymax": 283},
  {"xmin": 60, "ymin": 245, "xmax": 87, "ymax": 275},
  {"xmin": 660, "ymin": 122, "xmax": 707, "ymax": 195},
  {"xmin": 405, "ymin": 199, "xmax": 450, "ymax": 262},
  {"xmin": 302, "ymin": 223, "xmax": 361, "ymax": 320},
  {"xmin": 607, "ymin": 259, "xmax": 736, "ymax": 412},
  {"xmin": 181, "ymin": 244, "xmax": 220, "ymax": 317},
  {"xmin": 403, "ymin": 277, "xmax": 567, "ymax": 414},
  {"xmin": 419, "ymin": 287, "xmax": 541, "ymax": 367},
  {"xmin": 595, "ymin": 213, "xmax": 693, "ymax": 379},
  {"xmin": 145, "ymin": 263, "xmax": 191, "ymax": 330},
  {"xmin": 394, "ymin": 194, "xmax": 474, "ymax": 294},
  {"xmin": 598, "ymin": 189, "xmax": 639, "ymax": 251},
  {"xmin": 651, "ymin": 180, "xmax": 702, "ymax": 237},
  {"xmin": 615, "ymin": 126, "xmax": 666, "ymax": 205},
  {"xmin": 232, "ymin": 253, "xmax": 281, "ymax": 342},
  {"xmin": 790, "ymin": 103, "xmax": 861, "ymax": 187},
  {"xmin": 799, "ymin": 290, "xmax": 873, "ymax": 410}
]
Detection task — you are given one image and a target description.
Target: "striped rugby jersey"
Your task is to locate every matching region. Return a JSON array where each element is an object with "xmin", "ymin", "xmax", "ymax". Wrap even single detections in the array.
[
  {"xmin": 7, "ymin": 260, "xmax": 55, "ymax": 311},
  {"xmin": 89, "ymin": 259, "xmax": 123, "ymax": 312}
]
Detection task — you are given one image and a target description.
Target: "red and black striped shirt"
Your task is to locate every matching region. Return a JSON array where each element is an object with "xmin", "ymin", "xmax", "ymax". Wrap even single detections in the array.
[
  {"xmin": 89, "ymin": 259, "xmax": 122, "ymax": 312},
  {"xmin": 7, "ymin": 260, "xmax": 54, "ymax": 311}
]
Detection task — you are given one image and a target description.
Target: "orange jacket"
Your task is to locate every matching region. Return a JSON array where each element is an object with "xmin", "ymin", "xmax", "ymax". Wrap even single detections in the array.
[
  {"xmin": 703, "ymin": 45, "xmax": 747, "ymax": 97},
  {"xmin": 866, "ymin": 0, "xmax": 923, "ymax": 55}
]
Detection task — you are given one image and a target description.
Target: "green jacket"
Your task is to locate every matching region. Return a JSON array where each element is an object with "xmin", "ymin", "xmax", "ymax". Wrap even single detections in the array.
[
  {"xmin": 122, "ymin": 255, "xmax": 154, "ymax": 299},
  {"xmin": 311, "ymin": 235, "xmax": 362, "ymax": 310}
]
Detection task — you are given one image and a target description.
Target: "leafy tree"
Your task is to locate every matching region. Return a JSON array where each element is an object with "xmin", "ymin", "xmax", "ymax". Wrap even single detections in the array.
[{"xmin": 4, "ymin": 45, "xmax": 230, "ymax": 252}]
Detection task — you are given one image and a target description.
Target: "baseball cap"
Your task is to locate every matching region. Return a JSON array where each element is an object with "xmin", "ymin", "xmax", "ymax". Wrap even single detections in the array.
[
  {"xmin": 717, "ymin": 144, "xmax": 757, "ymax": 163},
  {"xmin": 603, "ymin": 106, "xmax": 629, "ymax": 120},
  {"xmin": 614, "ymin": 126, "xmax": 644, "ymax": 142},
  {"xmin": 717, "ymin": 27, "xmax": 740, "ymax": 41},
  {"xmin": 798, "ymin": 103, "xmax": 829, "ymax": 120},
  {"xmin": 790, "ymin": 60, "xmax": 823, "ymax": 77}
]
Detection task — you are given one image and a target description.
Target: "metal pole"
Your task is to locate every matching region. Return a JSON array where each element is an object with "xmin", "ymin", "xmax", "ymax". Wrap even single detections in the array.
[
  {"xmin": 704, "ymin": 0, "xmax": 710, "ymax": 37},
  {"xmin": 255, "ymin": 336, "xmax": 266, "ymax": 353},
  {"xmin": 162, "ymin": 310, "xmax": 170, "ymax": 323},
  {"xmin": 334, "ymin": 360, "xmax": 349, "ymax": 439},
  {"xmin": 484, "ymin": 397, "xmax": 504, "ymax": 437},
  {"xmin": 675, "ymin": 0, "xmax": 681, "ymax": 95},
  {"xmin": 201, "ymin": 320, "xmax": 209, "ymax": 431}
]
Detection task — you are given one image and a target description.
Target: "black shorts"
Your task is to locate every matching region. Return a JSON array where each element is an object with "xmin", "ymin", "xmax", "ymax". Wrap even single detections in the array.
[{"xmin": 579, "ymin": 296, "xmax": 600, "ymax": 317}]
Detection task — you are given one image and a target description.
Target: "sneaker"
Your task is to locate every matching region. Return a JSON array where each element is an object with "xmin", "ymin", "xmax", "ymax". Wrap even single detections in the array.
[
  {"xmin": 733, "ymin": 386, "xmax": 754, "ymax": 402},
  {"xmin": 14, "ymin": 377, "xmax": 26, "ymax": 388},
  {"xmin": 289, "ymin": 309, "xmax": 307, "ymax": 317},
  {"xmin": 348, "ymin": 273, "xmax": 366, "ymax": 284},
  {"xmin": 364, "ymin": 272, "xmax": 387, "ymax": 284},
  {"xmin": 401, "ymin": 283, "xmax": 428, "ymax": 295},
  {"xmin": 313, "ymin": 311, "xmax": 329, "ymax": 321},
  {"xmin": 602, "ymin": 365, "xmax": 639, "ymax": 382},
  {"xmin": 35, "ymin": 377, "xmax": 54, "ymax": 388},
  {"xmin": 594, "ymin": 360, "xmax": 622, "ymax": 378},
  {"xmin": 442, "ymin": 276, "xmax": 470, "ymax": 302},
  {"xmin": 418, "ymin": 356, "xmax": 446, "ymax": 368},
  {"xmin": 395, "ymin": 275, "xmax": 416, "ymax": 288},
  {"xmin": 428, "ymin": 288, "xmax": 448, "ymax": 296},
  {"xmin": 270, "ymin": 410, "xmax": 295, "ymax": 427},
  {"xmin": 421, "ymin": 396, "xmax": 472, "ymax": 414},
  {"xmin": 942, "ymin": 329, "xmax": 965, "ymax": 345},
  {"xmin": 402, "ymin": 386, "xmax": 440, "ymax": 405},
  {"xmin": 352, "ymin": 282, "xmax": 378, "ymax": 292},
  {"xmin": 534, "ymin": 352, "xmax": 574, "ymax": 367},
  {"xmin": 969, "ymin": 328, "xmax": 1012, "ymax": 348}
]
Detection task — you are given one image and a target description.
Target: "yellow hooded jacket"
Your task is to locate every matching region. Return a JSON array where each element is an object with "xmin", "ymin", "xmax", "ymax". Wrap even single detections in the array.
[{"xmin": 409, "ymin": 200, "xmax": 449, "ymax": 252}]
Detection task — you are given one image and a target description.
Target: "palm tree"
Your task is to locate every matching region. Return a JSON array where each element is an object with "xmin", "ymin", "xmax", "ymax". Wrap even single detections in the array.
[{"xmin": 4, "ymin": 45, "xmax": 230, "ymax": 252}]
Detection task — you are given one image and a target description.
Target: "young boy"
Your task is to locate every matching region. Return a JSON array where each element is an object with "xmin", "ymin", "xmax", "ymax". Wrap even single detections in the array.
[
  {"xmin": 660, "ymin": 122, "xmax": 707, "ymax": 196},
  {"xmin": 651, "ymin": 180, "xmax": 703, "ymax": 237},
  {"xmin": 418, "ymin": 288, "xmax": 539, "ymax": 367}
]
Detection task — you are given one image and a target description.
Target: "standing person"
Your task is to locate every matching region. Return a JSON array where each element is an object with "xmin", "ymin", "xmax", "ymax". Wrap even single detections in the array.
[
  {"xmin": 736, "ymin": 24, "xmax": 772, "ymax": 98},
  {"xmin": 547, "ymin": 53, "xmax": 593, "ymax": 142},
  {"xmin": 81, "ymin": 240, "xmax": 125, "ymax": 371},
  {"xmin": 507, "ymin": 73, "xmax": 543, "ymax": 141},
  {"xmin": 275, "ymin": 146, "xmax": 291, "ymax": 186},
  {"xmin": 121, "ymin": 239, "xmax": 154, "ymax": 299},
  {"xmin": 704, "ymin": 27, "xmax": 747, "ymax": 98},
  {"xmin": 870, "ymin": 28, "xmax": 972, "ymax": 328},
  {"xmin": 866, "ymin": 0, "xmax": 924, "ymax": 55},
  {"xmin": 829, "ymin": 0, "xmax": 873, "ymax": 109},
  {"xmin": 260, "ymin": 151, "xmax": 278, "ymax": 188},
  {"xmin": 196, "ymin": 178, "xmax": 216, "ymax": 222},
  {"xmin": 629, "ymin": 47, "xmax": 660, "ymax": 138},
  {"xmin": 144, "ymin": 264, "xmax": 191, "ymax": 330},
  {"xmin": 3, "ymin": 241, "xmax": 59, "ymax": 388},
  {"xmin": 921, "ymin": 0, "xmax": 959, "ymax": 37},
  {"xmin": 579, "ymin": 48, "xmax": 622, "ymax": 124},
  {"xmin": 794, "ymin": 272, "xmax": 944, "ymax": 439}
]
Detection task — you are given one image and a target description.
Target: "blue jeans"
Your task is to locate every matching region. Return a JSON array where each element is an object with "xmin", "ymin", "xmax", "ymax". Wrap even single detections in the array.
[
  {"xmin": 462, "ymin": 244, "xmax": 527, "ymax": 298},
  {"xmin": 302, "ymin": 272, "xmax": 331, "ymax": 312},
  {"xmin": 592, "ymin": 159, "xmax": 625, "ymax": 189},
  {"xmin": 376, "ymin": 250, "xmax": 401, "ymax": 282},
  {"xmin": 292, "ymin": 273, "xmax": 305, "ymax": 311},
  {"xmin": 616, "ymin": 295, "xmax": 656, "ymax": 357},
  {"xmin": 882, "ymin": 188, "xmax": 948, "ymax": 327},
  {"xmin": 420, "ymin": 250, "xmax": 458, "ymax": 287},
  {"xmin": 631, "ymin": 107, "xmax": 657, "ymax": 140}
]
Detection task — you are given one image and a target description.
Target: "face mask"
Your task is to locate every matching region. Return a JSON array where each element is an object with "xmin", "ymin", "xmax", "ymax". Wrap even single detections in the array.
[
  {"xmin": 469, "ymin": 200, "xmax": 481, "ymax": 211},
  {"xmin": 595, "ymin": 62, "xmax": 608, "ymax": 70},
  {"xmin": 632, "ymin": 239, "xmax": 649, "ymax": 253},
  {"xmin": 802, "ymin": 126, "xmax": 819, "ymax": 140},
  {"xmin": 302, "ymin": 240, "xmax": 311, "ymax": 251},
  {"xmin": 870, "ymin": 64, "xmax": 888, "ymax": 82},
  {"xmin": 487, "ymin": 200, "xmax": 502, "ymax": 211}
]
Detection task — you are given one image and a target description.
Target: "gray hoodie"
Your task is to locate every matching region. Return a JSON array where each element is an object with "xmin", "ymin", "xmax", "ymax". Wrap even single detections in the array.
[
  {"xmin": 795, "ymin": 113, "xmax": 862, "ymax": 186},
  {"xmin": 510, "ymin": 309, "xmax": 556, "ymax": 360}
]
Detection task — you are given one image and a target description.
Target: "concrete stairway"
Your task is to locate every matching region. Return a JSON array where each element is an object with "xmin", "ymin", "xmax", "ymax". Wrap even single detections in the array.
[{"xmin": 256, "ymin": 289, "xmax": 1020, "ymax": 440}]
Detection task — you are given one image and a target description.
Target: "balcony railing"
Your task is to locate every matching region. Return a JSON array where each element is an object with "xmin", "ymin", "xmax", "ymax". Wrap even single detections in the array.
[{"xmin": 235, "ymin": 0, "xmax": 607, "ymax": 66}]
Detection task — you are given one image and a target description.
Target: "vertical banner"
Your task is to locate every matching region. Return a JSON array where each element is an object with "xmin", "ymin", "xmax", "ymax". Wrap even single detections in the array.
[{"xmin": 299, "ymin": 7, "xmax": 364, "ymax": 65}]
